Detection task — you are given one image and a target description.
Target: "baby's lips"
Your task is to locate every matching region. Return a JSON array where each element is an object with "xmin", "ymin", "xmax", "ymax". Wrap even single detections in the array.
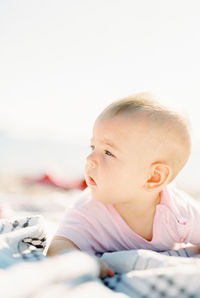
[{"xmin": 88, "ymin": 175, "xmax": 97, "ymax": 185}]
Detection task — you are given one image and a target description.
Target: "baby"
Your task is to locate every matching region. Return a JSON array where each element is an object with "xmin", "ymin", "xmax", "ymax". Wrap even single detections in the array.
[{"xmin": 47, "ymin": 92, "xmax": 200, "ymax": 278}]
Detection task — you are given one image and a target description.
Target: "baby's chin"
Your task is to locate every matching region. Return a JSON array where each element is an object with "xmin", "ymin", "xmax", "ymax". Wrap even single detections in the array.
[{"xmin": 90, "ymin": 188, "xmax": 114, "ymax": 204}]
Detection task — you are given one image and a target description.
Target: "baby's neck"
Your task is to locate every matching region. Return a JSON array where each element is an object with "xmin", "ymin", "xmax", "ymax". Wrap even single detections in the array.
[
  {"xmin": 113, "ymin": 192, "xmax": 162, "ymax": 242},
  {"xmin": 113, "ymin": 192, "xmax": 161, "ymax": 218}
]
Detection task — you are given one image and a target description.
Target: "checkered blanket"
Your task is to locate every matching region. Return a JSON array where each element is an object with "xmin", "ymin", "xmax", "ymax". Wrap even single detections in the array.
[
  {"xmin": 1, "ymin": 215, "xmax": 200, "ymax": 298},
  {"xmin": 102, "ymin": 249, "xmax": 200, "ymax": 297}
]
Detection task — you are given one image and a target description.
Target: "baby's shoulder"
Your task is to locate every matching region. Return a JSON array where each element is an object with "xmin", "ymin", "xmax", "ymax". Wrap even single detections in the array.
[{"xmin": 165, "ymin": 185, "xmax": 199, "ymax": 221}]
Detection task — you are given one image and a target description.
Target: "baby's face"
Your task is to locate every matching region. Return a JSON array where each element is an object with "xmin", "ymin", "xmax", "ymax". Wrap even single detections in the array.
[{"xmin": 85, "ymin": 116, "xmax": 153, "ymax": 204}]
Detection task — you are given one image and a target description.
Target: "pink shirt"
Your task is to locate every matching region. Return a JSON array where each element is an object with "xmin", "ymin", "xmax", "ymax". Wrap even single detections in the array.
[{"xmin": 56, "ymin": 185, "xmax": 200, "ymax": 255}]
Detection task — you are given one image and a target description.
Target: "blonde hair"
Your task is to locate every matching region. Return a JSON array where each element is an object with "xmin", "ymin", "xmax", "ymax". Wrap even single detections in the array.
[{"xmin": 97, "ymin": 92, "xmax": 192, "ymax": 183}]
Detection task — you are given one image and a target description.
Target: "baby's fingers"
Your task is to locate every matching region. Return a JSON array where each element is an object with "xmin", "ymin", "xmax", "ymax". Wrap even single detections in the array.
[
  {"xmin": 107, "ymin": 267, "xmax": 115, "ymax": 277},
  {"xmin": 98, "ymin": 258, "xmax": 115, "ymax": 279}
]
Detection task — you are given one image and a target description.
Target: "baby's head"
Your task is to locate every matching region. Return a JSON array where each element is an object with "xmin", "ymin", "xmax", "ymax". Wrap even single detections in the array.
[{"xmin": 85, "ymin": 92, "xmax": 191, "ymax": 205}]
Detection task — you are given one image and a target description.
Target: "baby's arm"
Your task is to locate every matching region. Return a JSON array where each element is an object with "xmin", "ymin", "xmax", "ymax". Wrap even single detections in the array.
[
  {"xmin": 47, "ymin": 236, "xmax": 80, "ymax": 256},
  {"xmin": 47, "ymin": 236, "xmax": 115, "ymax": 278}
]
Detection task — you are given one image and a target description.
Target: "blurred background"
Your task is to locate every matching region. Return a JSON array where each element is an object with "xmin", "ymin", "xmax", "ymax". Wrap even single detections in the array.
[{"xmin": 0, "ymin": 0, "xmax": 200, "ymax": 197}]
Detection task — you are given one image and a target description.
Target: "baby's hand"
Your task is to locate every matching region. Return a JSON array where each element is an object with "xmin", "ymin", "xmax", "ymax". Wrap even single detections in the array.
[{"xmin": 95, "ymin": 256, "xmax": 115, "ymax": 279}]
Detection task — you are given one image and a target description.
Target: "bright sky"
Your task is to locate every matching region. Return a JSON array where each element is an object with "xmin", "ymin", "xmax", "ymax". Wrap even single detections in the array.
[{"xmin": 0, "ymin": 0, "xmax": 200, "ymax": 144}]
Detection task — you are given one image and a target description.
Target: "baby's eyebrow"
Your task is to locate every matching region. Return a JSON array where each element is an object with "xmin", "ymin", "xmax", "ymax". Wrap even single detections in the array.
[{"xmin": 90, "ymin": 138, "xmax": 120, "ymax": 152}]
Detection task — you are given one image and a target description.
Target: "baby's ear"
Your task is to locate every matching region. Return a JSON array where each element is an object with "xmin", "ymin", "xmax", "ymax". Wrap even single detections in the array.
[{"xmin": 144, "ymin": 162, "xmax": 171, "ymax": 191}]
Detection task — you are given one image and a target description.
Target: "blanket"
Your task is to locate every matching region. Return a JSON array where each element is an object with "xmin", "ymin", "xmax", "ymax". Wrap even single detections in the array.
[{"xmin": 1, "ymin": 215, "xmax": 200, "ymax": 298}]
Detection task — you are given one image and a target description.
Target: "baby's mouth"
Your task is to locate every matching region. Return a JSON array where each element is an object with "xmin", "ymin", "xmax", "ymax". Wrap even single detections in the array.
[{"xmin": 88, "ymin": 176, "xmax": 97, "ymax": 186}]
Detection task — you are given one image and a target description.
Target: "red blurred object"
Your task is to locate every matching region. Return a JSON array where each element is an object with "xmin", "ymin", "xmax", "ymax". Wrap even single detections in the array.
[{"xmin": 25, "ymin": 173, "xmax": 87, "ymax": 190}]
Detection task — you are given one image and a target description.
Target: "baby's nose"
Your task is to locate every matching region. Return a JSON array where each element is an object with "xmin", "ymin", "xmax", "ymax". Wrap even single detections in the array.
[{"xmin": 86, "ymin": 156, "xmax": 97, "ymax": 168}]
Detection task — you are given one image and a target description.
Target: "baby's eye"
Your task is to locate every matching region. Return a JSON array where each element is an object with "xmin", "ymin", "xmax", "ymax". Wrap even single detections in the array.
[
  {"xmin": 90, "ymin": 146, "xmax": 114, "ymax": 157},
  {"xmin": 105, "ymin": 150, "xmax": 113, "ymax": 157}
]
